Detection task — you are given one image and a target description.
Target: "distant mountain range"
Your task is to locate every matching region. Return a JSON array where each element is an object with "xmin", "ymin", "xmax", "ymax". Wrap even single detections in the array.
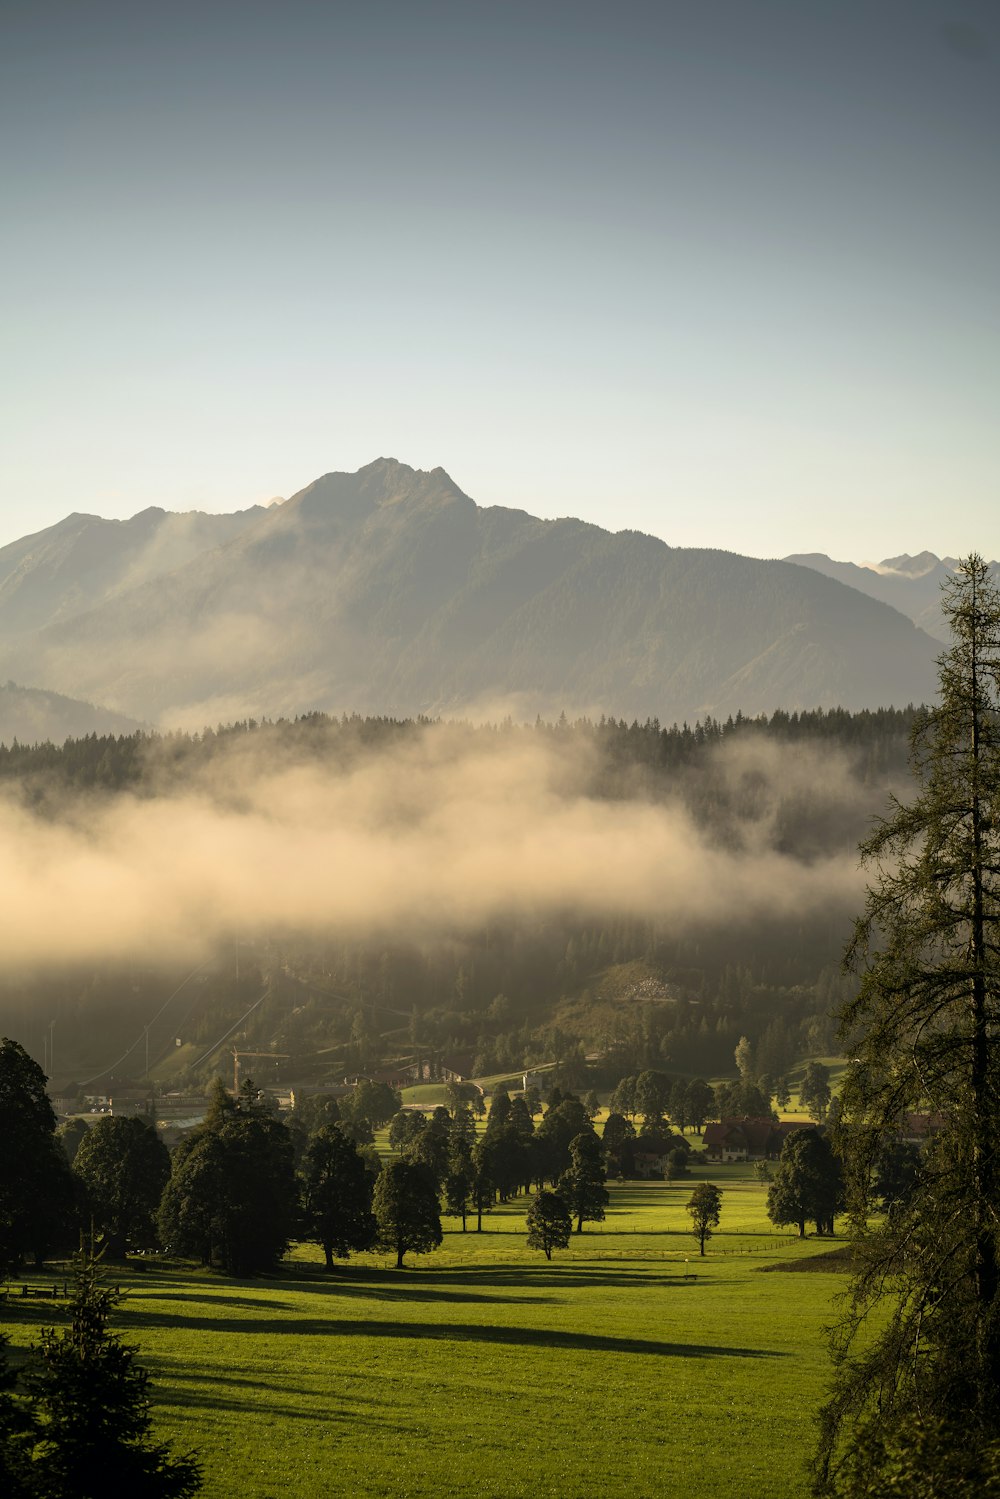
[
  {"xmin": 783, "ymin": 551, "xmax": 999, "ymax": 642},
  {"xmin": 0, "ymin": 460, "xmax": 943, "ymax": 733}
]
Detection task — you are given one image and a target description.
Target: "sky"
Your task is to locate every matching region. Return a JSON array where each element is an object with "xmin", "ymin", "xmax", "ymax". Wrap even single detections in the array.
[{"xmin": 2, "ymin": 0, "xmax": 998, "ymax": 563}]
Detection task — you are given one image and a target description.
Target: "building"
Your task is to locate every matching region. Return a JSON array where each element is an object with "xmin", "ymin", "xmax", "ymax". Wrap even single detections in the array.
[{"xmin": 702, "ymin": 1117, "xmax": 817, "ymax": 1162}]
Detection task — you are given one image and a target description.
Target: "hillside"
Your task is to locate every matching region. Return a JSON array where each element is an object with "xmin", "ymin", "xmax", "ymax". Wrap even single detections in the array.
[
  {"xmin": 0, "ymin": 460, "xmax": 939, "ymax": 725},
  {"xmin": 0, "ymin": 680, "xmax": 141, "ymax": 746},
  {"xmin": 784, "ymin": 550, "xmax": 1000, "ymax": 642}
]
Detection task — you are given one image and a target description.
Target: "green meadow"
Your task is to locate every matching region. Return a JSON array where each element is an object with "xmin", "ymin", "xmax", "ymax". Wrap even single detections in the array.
[{"xmin": 3, "ymin": 1163, "xmax": 849, "ymax": 1499}]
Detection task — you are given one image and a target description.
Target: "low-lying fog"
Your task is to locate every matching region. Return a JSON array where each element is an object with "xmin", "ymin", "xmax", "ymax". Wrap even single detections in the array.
[{"xmin": 0, "ymin": 723, "xmax": 895, "ymax": 969}]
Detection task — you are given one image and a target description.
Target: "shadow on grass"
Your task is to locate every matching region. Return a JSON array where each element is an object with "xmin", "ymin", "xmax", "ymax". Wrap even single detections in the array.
[
  {"xmin": 145, "ymin": 1366, "xmax": 406, "ymax": 1430},
  {"xmin": 271, "ymin": 1263, "xmax": 700, "ymax": 1295},
  {"xmin": 125, "ymin": 1309, "xmax": 781, "ymax": 1360},
  {"xmin": 117, "ymin": 1259, "xmax": 707, "ymax": 1307},
  {"xmin": 130, "ymin": 1291, "xmax": 299, "ymax": 1312},
  {"xmin": 128, "ymin": 1281, "xmax": 556, "ymax": 1309}
]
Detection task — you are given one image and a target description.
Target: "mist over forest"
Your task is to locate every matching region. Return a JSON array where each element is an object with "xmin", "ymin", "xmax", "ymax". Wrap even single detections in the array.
[{"xmin": 0, "ymin": 706, "xmax": 915, "ymax": 1092}]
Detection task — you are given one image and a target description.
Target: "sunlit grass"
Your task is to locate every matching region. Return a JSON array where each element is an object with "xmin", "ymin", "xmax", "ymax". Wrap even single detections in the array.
[{"xmin": 2, "ymin": 1171, "xmax": 845, "ymax": 1498}]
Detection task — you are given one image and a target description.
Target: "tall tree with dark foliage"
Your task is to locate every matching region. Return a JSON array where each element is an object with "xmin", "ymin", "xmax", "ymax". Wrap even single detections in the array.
[
  {"xmin": 816, "ymin": 557, "xmax": 1000, "ymax": 1496},
  {"xmin": 0, "ymin": 1039, "xmax": 74, "ymax": 1273}
]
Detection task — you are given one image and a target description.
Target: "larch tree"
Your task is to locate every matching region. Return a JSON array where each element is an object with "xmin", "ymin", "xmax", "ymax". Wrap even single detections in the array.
[
  {"xmin": 799, "ymin": 1062, "xmax": 832, "ymax": 1123},
  {"xmin": 815, "ymin": 556, "xmax": 1000, "ymax": 1496}
]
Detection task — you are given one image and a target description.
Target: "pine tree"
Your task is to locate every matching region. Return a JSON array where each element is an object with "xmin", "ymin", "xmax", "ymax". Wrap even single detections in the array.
[
  {"xmin": 23, "ymin": 1249, "xmax": 201, "ymax": 1497},
  {"xmin": 815, "ymin": 556, "xmax": 1000, "ymax": 1495}
]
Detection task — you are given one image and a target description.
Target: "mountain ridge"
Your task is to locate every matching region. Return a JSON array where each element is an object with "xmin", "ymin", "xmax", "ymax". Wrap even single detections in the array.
[
  {"xmin": 0, "ymin": 460, "xmax": 941, "ymax": 727},
  {"xmin": 784, "ymin": 550, "xmax": 999, "ymax": 641}
]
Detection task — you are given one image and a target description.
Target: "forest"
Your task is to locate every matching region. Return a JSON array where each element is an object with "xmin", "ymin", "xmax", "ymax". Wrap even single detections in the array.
[{"xmin": 0, "ymin": 706, "xmax": 916, "ymax": 1095}]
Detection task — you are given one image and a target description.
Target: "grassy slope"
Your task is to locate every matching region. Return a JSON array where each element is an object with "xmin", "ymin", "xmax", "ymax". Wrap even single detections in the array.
[{"xmin": 4, "ymin": 1165, "xmax": 845, "ymax": 1499}]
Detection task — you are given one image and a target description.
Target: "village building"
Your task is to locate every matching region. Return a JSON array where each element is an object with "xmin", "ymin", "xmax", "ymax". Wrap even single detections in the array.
[{"xmin": 702, "ymin": 1116, "xmax": 817, "ymax": 1163}]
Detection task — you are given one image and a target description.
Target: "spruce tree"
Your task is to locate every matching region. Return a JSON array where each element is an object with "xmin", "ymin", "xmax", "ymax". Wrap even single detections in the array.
[
  {"xmin": 816, "ymin": 556, "xmax": 1000, "ymax": 1494},
  {"xmin": 23, "ymin": 1250, "xmax": 201, "ymax": 1498}
]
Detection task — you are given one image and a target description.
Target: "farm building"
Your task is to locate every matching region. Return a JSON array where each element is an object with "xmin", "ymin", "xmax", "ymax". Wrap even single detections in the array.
[{"xmin": 702, "ymin": 1117, "xmax": 817, "ymax": 1162}]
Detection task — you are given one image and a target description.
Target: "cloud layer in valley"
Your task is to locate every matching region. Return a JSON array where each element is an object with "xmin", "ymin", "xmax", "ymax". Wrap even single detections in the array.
[{"xmin": 0, "ymin": 724, "xmax": 883, "ymax": 970}]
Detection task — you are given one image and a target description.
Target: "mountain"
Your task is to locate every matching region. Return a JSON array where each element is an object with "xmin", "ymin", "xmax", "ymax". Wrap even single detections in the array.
[
  {"xmin": 0, "ymin": 504, "xmax": 268, "ymax": 637},
  {"xmin": 0, "ymin": 460, "xmax": 940, "ymax": 725},
  {"xmin": 0, "ymin": 681, "xmax": 141, "ymax": 746},
  {"xmin": 783, "ymin": 551, "xmax": 1000, "ymax": 642}
]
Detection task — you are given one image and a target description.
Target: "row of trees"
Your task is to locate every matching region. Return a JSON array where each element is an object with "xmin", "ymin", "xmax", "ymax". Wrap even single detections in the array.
[{"xmin": 1, "ymin": 1043, "xmax": 623, "ymax": 1279}]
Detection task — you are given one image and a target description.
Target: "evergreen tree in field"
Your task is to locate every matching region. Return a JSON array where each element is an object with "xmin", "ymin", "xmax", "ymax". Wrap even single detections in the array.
[
  {"xmin": 0, "ymin": 1039, "xmax": 74, "ymax": 1273},
  {"xmin": 557, "ymin": 1131, "xmax": 608, "ymax": 1234},
  {"xmin": 635, "ymin": 1070, "xmax": 671, "ymax": 1133},
  {"xmin": 609, "ymin": 1076, "xmax": 637, "ymax": 1119},
  {"xmin": 534, "ymin": 1095, "xmax": 590, "ymax": 1183},
  {"xmin": 300, "ymin": 1123, "xmax": 376, "ymax": 1269},
  {"xmin": 73, "ymin": 1116, "xmax": 170, "ymax": 1260},
  {"xmin": 372, "ymin": 1161, "xmax": 442, "ymax": 1269},
  {"xmin": 388, "ymin": 1109, "xmax": 425, "ymax": 1153},
  {"xmin": 404, "ymin": 1107, "xmax": 452, "ymax": 1184},
  {"xmin": 22, "ymin": 1249, "xmax": 201, "ymax": 1498},
  {"xmin": 525, "ymin": 1191, "xmax": 572, "ymax": 1260},
  {"xmin": 815, "ymin": 557, "xmax": 1000, "ymax": 1496},
  {"xmin": 158, "ymin": 1079, "xmax": 297, "ymax": 1276}
]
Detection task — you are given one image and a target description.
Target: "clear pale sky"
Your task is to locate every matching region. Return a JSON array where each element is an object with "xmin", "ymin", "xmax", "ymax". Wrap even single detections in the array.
[{"xmin": 2, "ymin": 0, "xmax": 998, "ymax": 562}]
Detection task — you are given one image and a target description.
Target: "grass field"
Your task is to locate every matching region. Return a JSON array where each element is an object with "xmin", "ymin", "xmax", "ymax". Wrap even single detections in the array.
[{"xmin": 2, "ymin": 1162, "xmax": 849, "ymax": 1499}]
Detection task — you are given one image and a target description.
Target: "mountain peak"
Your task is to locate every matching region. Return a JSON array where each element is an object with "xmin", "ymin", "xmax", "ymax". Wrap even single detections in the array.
[
  {"xmin": 284, "ymin": 460, "xmax": 471, "ymax": 528},
  {"xmin": 876, "ymin": 551, "xmax": 944, "ymax": 579}
]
